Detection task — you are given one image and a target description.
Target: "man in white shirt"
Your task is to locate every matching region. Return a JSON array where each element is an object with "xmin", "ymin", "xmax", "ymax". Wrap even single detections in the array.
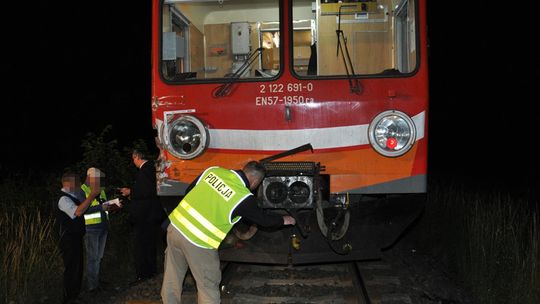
[{"xmin": 56, "ymin": 172, "xmax": 100, "ymax": 304}]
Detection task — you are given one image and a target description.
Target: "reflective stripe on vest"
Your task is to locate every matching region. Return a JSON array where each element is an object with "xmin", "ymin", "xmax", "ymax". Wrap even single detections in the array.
[
  {"xmin": 179, "ymin": 200, "xmax": 227, "ymax": 239},
  {"xmin": 171, "ymin": 207, "xmax": 221, "ymax": 249},
  {"xmin": 169, "ymin": 167, "xmax": 252, "ymax": 249},
  {"xmin": 81, "ymin": 184, "xmax": 107, "ymax": 226},
  {"xmin": 84, "ymin": 212, "xmax": 102, "ymax": 225}
]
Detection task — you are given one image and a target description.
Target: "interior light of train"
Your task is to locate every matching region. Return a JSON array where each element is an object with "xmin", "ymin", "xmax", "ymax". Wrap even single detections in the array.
[
  {"xmin": 166, "ymin": 115, "xmax": 209, "ymax": 159},
  {"xmin": 368, "ymin": 110, "xmax": 416, "ymax": 157}
]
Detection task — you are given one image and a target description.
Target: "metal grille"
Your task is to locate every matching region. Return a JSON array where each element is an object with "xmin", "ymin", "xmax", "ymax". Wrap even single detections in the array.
[{"xmin": 264, "ymin": 162, "xmax": 318, "ymax": 176}]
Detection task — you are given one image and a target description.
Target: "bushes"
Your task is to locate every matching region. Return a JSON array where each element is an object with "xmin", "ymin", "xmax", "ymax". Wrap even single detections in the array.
[{"xmin": 71, "ymin": 125, "xmax": 150, "ymax": 190}]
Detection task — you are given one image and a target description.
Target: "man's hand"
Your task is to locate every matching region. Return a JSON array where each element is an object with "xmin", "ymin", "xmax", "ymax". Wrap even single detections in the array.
[
  {"xmin": 75, "ymin": 187, "xmax": 101, "ymax": 217},
  {"xmin": 283, "ymin": 215, "xmax": 296, "ymax": 226},
  {"xmin": 119, "ymin": 187, "xmax": 131, "ymax": 197},
  {"xmin": 102, "ymin": 203, "xmax": 111, "ymax": 212},
  {"xmin": 102, "ymin": 203, "xmax": 121, "ymax": 212},
  {"xmin": 89, "ymin": 188, "xmax": 101, "ymax": 199}
]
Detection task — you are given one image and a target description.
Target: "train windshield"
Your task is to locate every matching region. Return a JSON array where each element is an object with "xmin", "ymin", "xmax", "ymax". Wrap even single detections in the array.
[
  {"xmin": 160, "ymin": 0, "xmax": 417, "ymax": 82},
  {"xmin": 291, "ymin": 0, "xmax": 418, "ymax": 77},
  {"xmin": 161, "ymin": 0, "xmax": 281, "ymax": 82}
]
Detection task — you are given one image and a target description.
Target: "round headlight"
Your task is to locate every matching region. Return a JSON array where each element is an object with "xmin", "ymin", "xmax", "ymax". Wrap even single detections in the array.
[
  {"xmin": 166, "ymin": 115, "xmax": 209, "ymax": 159},
  {"xmin": 368, "ymin": 110, "xmax": 416, "ymax": 157}
]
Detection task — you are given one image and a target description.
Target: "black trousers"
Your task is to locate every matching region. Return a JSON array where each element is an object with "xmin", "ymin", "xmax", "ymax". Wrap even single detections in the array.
[
  {"xmin": 59, "ymin": 233, "xmax": 84, "ymax": 304},
  {"xmin": 133, "ymin": 222, "xmax": 159, "ymax": 278}
]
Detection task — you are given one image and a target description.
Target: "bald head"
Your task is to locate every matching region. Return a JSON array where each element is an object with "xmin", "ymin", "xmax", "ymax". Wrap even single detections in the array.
[{"xmin": 242, "ymin": 161, "xmax": 265, "ymax": 190}]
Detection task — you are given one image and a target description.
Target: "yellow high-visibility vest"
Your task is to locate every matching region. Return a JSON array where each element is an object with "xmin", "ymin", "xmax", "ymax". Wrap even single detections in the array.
[
  {"xmin": 169, "ymin": 167, "xmax": 253, "ymax": 249},
  {"xmin": 81, "ymin": 184, "xmax": 108, "ymax": 225}
]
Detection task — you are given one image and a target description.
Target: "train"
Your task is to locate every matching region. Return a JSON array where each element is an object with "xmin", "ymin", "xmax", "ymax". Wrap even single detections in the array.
[{"xmin": 151, "ymin": 0, "xmax": 428, "ymax": 264}]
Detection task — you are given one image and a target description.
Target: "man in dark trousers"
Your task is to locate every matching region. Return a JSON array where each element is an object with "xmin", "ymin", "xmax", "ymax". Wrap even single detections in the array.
[
  {"xmin": 120, "ymin": 149, "xmax": 166, "ymax": 285},
  {"xmin": 56, "ymin": 172, "xmax": 100, "ymax": 304},
  {"xmin": 160, "ymin": 161, "xmax": 296, "ymax": 304}
]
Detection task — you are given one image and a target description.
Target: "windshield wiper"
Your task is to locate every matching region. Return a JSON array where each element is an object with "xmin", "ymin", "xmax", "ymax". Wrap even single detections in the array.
[
  {"xmin": 213, "ymin": 47, "xmax": 264, "ymax": 98},
  {"xmin": 336, "ymin": 5, "xmax": 362, "ymax": 94}
]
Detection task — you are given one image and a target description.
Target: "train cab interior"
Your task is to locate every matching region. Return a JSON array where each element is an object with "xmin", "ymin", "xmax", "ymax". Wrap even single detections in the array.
[{"xmin": 160, "ymin": 0, "xmax": 417, "ymax": 81}]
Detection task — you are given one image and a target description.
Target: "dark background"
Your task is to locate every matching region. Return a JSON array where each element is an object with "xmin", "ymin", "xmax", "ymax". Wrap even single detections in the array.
[{"xmin": 1, "ymin": 1, "xmax": 539, "ymax": 186}]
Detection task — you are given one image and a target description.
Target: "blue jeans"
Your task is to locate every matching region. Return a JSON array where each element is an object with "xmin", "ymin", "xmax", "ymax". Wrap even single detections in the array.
[{"xmin": 84, "ymin": 228, "xmax": 108, "ymax": 290}]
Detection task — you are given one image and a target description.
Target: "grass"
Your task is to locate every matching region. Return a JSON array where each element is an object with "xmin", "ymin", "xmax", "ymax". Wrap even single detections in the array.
[
  {"xmin": 422, "ymin": 179, "xmax": 540, "ymax": 304},
  {"xmin": 0, "ymin": 207, "xmax": 62, "ymax": 304}
]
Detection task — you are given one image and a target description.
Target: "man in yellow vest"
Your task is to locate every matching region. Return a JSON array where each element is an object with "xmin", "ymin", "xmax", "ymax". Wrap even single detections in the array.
[
  {"xmin": 161, "ymin": 161, "xmax": 296, "ymax": 304},
  {"xmin": 82, "ymin": 167, "xmax": 119, "ymax": 292}
]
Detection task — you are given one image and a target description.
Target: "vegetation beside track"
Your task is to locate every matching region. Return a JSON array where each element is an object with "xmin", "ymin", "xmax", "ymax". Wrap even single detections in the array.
[{"xmin": 1, "ymin": 127, "xmax": 538, "ymax": 303}]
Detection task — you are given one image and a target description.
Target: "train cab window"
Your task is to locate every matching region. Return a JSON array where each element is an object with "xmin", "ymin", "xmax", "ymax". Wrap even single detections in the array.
[
  {"xmin": 161, "ymin": 0, "xmax": 281, "ymax": 82},
  {"xmin": 291, "ymin": 0, "xmax": 418, "ymax": 77}
]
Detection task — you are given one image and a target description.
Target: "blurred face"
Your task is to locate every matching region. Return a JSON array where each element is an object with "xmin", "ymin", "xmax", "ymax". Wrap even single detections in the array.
[
  {"xmin": 88, "ymin": 176, "xmax": 101, "ymax": 189},
  {"xmin": 63, "ymin": 177, "xmax": 80, "ymax": 192}
]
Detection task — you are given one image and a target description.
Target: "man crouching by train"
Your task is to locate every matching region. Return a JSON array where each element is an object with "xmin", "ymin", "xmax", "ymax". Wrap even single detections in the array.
[{"xmin": 161, "ymin": 161, "xmax": 296, "ymax": 304}]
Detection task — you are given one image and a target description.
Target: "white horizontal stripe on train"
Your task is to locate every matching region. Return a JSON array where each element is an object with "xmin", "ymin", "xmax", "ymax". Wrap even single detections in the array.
[{"xmin": 208, "ymin": 111, "xmax": 425, "ymax": 151}]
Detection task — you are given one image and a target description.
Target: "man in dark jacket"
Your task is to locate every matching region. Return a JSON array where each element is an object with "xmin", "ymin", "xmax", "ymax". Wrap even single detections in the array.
[{"xmin": 120, "ymin": 149, "xmax": 166, "ymax": 285}]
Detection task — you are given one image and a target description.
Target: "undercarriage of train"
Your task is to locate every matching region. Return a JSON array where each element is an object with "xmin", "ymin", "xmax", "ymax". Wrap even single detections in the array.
[{"xmin": 220, "ymin": 144, "xmax": 425, "ymax": 264}]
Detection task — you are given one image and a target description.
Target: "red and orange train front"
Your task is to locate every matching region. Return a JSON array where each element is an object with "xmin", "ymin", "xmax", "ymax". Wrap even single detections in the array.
[{"xmin": 151, "ymin": 0, "xmax": 428, "ymax": 263}]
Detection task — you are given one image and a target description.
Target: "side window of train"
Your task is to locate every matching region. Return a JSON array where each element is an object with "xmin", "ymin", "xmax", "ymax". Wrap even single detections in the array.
[
  {"xmin": 161, "ymin": 0, "xmax": 281, "ymax": 82},
  {"xmin": 291, "ymin": 0, "xmax": 418, "ymax": 77}
]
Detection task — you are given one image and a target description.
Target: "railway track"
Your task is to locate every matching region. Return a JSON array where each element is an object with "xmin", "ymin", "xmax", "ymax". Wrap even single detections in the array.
[
  {"xmin": 218, "ymin": 261, "xmax": 412, "ymax": 304},
  {"xmin": 119, "ymin": 260, "xmax": 412, "ymax": 304}
]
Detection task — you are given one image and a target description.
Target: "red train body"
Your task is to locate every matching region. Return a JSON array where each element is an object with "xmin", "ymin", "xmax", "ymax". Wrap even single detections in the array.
[{"xmin": 151, "ymin": 0, "xmax": 428, "ymax": 263}]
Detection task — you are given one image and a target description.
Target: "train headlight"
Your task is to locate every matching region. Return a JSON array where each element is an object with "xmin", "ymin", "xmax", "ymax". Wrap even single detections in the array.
[
  {"xmin": 166, "ymin": 115, "xmax": 209, "ymax": 159},
  {"xmin": 368, "ymin": 110, "xmax": 416, "ymax": 157}
]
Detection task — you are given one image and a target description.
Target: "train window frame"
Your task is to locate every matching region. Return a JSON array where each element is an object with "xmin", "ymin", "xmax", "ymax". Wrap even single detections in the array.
[
  {"xmin": 288, "ymin": 0, "xmax": 421, "ymax": 80},
  {"xmin": 158, "ymin": 0, "xmax": 284, "ymax": 85}
]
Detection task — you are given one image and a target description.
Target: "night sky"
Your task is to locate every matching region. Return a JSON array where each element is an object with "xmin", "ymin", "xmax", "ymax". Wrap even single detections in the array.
[
  {"xmin": 3, "ymin": 1, "xmax": 153, "ymax": 172},
  {"xmin": 2, "ymin": 1, "xmax": 539, "ymax": 186}
]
